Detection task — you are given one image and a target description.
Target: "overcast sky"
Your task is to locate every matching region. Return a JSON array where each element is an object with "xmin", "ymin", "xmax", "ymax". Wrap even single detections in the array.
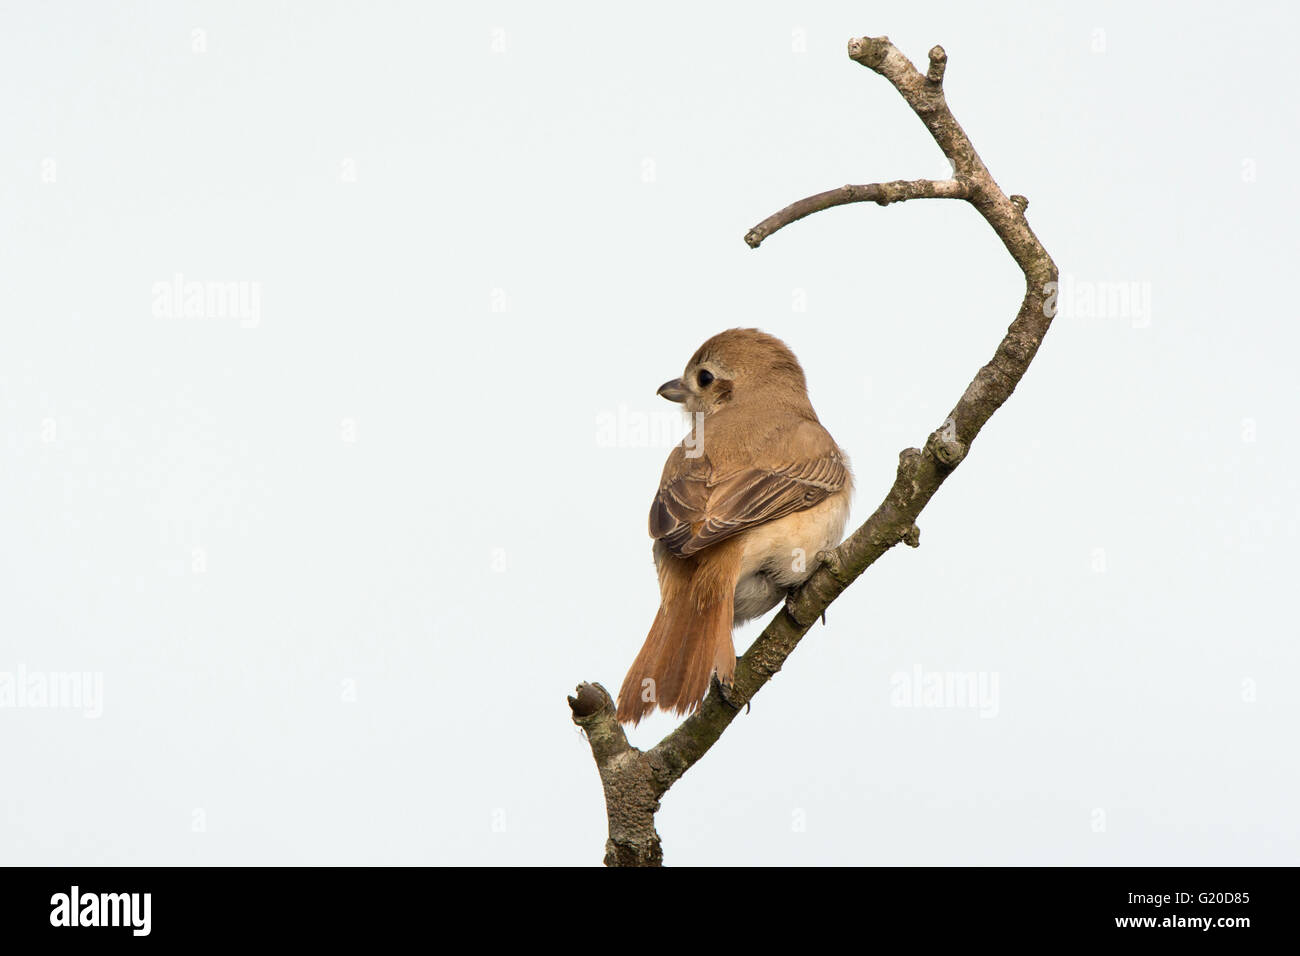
[{"xmin": 2, "ymin": 1, "xmax": 1296, "ymax": 865}]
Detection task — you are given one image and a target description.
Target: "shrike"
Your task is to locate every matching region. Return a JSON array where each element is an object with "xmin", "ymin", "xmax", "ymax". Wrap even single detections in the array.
[{"xmin": 617, "ymin": 329, "xmax": 852, "ymax": 725}]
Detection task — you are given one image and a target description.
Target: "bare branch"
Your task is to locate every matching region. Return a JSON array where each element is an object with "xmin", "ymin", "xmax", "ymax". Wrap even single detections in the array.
[
  {"xmin": 744, "ymin": 179, "xmax": 969, "ymax": 248},
  {"xmin": 567, "ymin": 683, "xmax": 663, "ymax": 866},
  {"xmin": 570, "ymin": 35, "xmax": 1059, "ymax": 865},
  {"xmin": 926, "ymin": 45, "xmax": 948, "ymax": 85}
]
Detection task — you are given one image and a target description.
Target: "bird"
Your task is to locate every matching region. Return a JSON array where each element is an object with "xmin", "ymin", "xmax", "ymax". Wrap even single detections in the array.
[{"xmin": 616, "ymin": 328, "xmax": 852, "ymax": 725}]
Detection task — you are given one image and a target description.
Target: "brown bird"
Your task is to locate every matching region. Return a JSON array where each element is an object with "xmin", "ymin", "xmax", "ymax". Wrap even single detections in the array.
[{"xmin": 616, "ymin": 329, "xmax": 852, "ymax": 725}]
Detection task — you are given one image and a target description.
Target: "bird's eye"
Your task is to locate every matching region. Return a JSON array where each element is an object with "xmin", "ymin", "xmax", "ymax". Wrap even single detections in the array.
[{"xmin": 697, "ymin": 370, "xmax": 714, "ymax": 387}]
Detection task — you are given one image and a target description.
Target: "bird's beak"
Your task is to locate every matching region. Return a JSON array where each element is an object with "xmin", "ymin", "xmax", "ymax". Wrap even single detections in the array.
[{"xmin": 657, "ymin": 378, "xmax": 690, "ymax": 403}]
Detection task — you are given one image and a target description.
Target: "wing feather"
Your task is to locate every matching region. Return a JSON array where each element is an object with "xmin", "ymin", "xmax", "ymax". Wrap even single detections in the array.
[{"xmin": 649, "ymin": 420, "xmax": 848, "ymax": 557}]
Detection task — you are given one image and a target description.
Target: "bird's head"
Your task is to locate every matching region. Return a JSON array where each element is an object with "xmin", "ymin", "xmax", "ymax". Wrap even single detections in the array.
[{"xmin": 657, "ymin": 328, "xmax": 810, "ymax": 415}]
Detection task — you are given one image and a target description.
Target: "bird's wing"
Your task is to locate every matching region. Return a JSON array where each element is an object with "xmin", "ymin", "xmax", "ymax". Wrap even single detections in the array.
[{"xmin": 650, "ymin": 422, "xmax": 848, "ymax": 558}]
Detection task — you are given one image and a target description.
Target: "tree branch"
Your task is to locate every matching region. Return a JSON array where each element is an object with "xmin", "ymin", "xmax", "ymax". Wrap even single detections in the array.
[
  {"xmin": 567, "ymin": 682, "xmax": 663, "ymax": 866},
  {"xmin": 569, "ymin": 35, "xmax": 1059, "ymax": 865},
  {"xmin": 744, "ymin": 179, "xmax": 969, "ymax": 249}
]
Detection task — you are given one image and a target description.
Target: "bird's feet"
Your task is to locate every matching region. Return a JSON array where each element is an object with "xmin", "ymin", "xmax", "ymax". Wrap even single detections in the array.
[
  {"xmin": 711, "ymin": 672, "xmax": 747, "ymax": 713},
  {"xmin": 784, "ymin": 587, "xmax": 800, "ymax": 618},
  {"xmin": 784, "ymin": 588, "xmax": 827, "ymax": 626}
]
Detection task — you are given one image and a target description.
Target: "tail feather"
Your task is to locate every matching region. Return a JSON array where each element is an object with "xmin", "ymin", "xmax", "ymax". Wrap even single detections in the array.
[{"xmin": 617, "ymin": 542, "xmax": 741, "ymax": 725}]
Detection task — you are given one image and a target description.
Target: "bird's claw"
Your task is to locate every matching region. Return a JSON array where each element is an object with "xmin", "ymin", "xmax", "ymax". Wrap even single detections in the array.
[
  {"xmin": 784, "ymin": 588, "xmax": 800, "ymax": 618},
  {"xmin": 712, "ymin": 673, "xmax": 745, "ymax": 713}
]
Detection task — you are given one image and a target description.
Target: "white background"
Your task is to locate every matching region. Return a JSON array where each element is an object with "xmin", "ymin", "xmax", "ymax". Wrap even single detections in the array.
[{"xmin": 2, "ymin": 1, "xmax": 1296, "ymax": 865}]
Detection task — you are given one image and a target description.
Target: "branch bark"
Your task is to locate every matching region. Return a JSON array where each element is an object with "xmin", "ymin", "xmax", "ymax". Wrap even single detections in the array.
[{"xmin": 569, "ymin": 35, "xmax": 1059, "ymax": 866}]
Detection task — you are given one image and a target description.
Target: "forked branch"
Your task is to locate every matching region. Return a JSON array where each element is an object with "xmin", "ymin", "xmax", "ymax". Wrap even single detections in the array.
[{"xmin": 568, "ymin": 35, "xmax": 1059, "ymax": 867}]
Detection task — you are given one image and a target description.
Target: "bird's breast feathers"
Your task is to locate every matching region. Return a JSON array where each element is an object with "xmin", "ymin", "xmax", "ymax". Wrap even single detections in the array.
[{"xmin": 731, "ymin": 489, "xmax": 851, "ymax": 622}]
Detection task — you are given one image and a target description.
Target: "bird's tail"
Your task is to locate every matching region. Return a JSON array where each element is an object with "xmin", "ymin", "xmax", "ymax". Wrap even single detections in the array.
[{"xmin": 616, "ymin": 541, "xmax": 742, "ymax": 725}]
